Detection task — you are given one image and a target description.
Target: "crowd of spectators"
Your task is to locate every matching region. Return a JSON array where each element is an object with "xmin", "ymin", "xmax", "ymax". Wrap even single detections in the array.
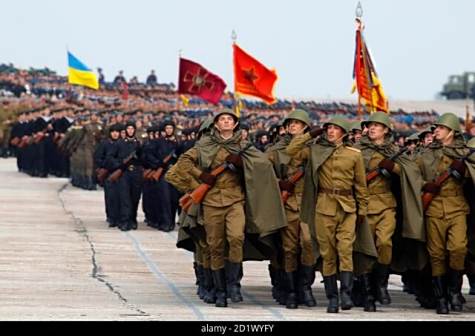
[{"xmin": 0, "ymin": 62, "xmax": 445, "ymax": 144}]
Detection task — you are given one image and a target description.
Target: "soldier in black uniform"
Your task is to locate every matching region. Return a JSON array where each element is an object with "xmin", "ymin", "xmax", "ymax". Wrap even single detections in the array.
[
  {"xmin": 106, "ymin": 121, "xmax": 143, "ymax": 231},
  {"xmin": 96, "ymin": 124, "xmax": 122, "ymax": 227},
  {"xmin": 155, "ymin": 120, "xmax": 181, "ymax": 232},
  {"xmin": 31, "ymin": 106, "xmax": 52, "ymax": 178},
  {"xmin": 141, "ymin": 125, "xmax": 160, "ymax": 229}
]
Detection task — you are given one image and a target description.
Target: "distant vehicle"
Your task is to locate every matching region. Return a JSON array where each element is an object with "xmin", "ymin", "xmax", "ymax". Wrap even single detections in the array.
[{"xmin": 441, "ymin": 72, "xmax": 475, "ymax": 100}]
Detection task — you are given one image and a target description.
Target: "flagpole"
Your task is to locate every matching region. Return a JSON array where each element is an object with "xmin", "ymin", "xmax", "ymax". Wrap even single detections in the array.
[
  {"xmin": 177, "ymin": 49, "xmax": 182, "ymax": 112},
  {"xmin": 231, "ymin": 29, "xmax": 241, "ymax": 118},
  {"xmin": 356, "ymin": 2, "xmax": 363, "ymax": 117}
]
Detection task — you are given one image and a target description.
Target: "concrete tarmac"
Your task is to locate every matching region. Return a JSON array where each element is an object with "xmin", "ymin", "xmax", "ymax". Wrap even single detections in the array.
[{"xmin": 0, "ymin": 158, "xmax": 474, "ymax": 321}]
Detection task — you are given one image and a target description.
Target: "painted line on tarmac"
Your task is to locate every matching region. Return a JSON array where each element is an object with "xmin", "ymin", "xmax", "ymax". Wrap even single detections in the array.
[{"xmin": 125, "ymin": 231, "xmax": 206, "ymax": 321}]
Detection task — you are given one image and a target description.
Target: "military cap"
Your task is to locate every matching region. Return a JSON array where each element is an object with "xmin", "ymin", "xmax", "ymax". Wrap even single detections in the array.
[{"xmin": 125, "ymin": 121, "xmax": 136, "ymax": 129}]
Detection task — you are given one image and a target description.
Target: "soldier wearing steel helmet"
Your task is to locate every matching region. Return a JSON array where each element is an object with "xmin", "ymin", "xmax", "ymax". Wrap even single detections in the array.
[
  {"xmin": 173, "ymin": 108, "xmax": 287, "ymax": 308},
  {"xmin": 356, "ymin": 112, "xmax": 424, "ymax": 312},
  {"xmin": 416, "ymin": 112, "xmax": 474, "ymax": 314},
  {"xmin": 287, "ymin": 116, "xmax": 369, "ymax": 313},
  {"xmin": 349, "ymin": 121, "xmax": 363, "ymax": 145},
  {"xmin": 266, "ymin": 109, "xmax": 317, "ymax": 309}
]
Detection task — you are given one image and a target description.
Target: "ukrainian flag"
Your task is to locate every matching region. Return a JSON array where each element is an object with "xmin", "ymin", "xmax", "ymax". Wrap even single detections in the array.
[{"xmin": 67, "ymin": 51, "xmax": 99, "ymax": 90}]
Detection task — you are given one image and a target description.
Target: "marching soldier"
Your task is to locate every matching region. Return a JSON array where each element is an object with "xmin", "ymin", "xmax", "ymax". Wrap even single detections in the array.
[
  {"xmin": 175, "ymin": 109, "xmax": 286, "ymax": 307},
  {"xmin": 266, "ymin": 109, "xmax": 317, "ymax": 309},
  {"xmin": 141, "ymin": 125, "xmax": 160, "ymax": 229},
  {"xmin": 356, "ymin": 112, "xmax": 424, "ymax": 311},
  {"xmin": 287, "ymin": 116, "xmax": 369, "ymax": 313},
  {"xmin": 106, "ymin": 121, "xmax": 143, "ymax": 231},
  {"xmin": 95, "ymin": 124, "xmax": 122, "ymax": 227},
  {"xmin": 349, "ymin": 121, "xmax": 363, "ymax": 145},
  {"xmin": 416, "ymin": 113, "xmax": 474, "ymax": 314},
  {"xmin": 155, "ymin": 120, "xmax": 181, "ymax": 232}
]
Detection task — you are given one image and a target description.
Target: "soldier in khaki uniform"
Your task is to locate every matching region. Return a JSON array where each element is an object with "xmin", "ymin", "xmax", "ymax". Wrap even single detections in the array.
[
  {"xmin": 349, "ymin": 121, "xmax": 363, "ymax": 145},
  {"xmin": 177, "ymin": 109, "xmax": 246, "ymax": 308},
  {"xmin": 266, "ymin": 109, "xmax": 317, "ymax": 309},
  {"xmin": 417, "ymin": 113, "xmax": 470, "ymax": 314},
  {"xmin": 166, "ymin": 118, "xmax": 216, "ymax": 304},
  {"xmin": 287, "ymin": 117, "xmax": 369, "ymax": 313},
  {"xmin": 357, "ymin": 112, "xmax": 402, "ymax": 311}
]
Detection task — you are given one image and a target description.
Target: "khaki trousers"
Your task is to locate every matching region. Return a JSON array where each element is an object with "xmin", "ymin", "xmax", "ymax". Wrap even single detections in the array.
[
  {"xmin": 203, "ymin": 202, "xmax": 245, "ymax": 270},
  {"xmin": 426, "ymin": 214, "xmax": 467, "ymax": 276}
]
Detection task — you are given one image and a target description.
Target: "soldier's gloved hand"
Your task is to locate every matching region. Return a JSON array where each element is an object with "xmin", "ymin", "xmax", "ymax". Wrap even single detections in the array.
[
  {"xmin": 309, "ymin": 126, "xmax": 324, "ymax": 138},
  {"xmin": 422, "ymin": 182, "xmax": 441, "ymax": 194},
  {"xmin": 225, "ymin": 154, "xmax": 243, "ymax": 168},
  {"xmin": 378, "ymin": 159, "xmax": 395, "ymax": 172},
  {"xmin": 450, "ymin": 160, "xmax": 466, "ymax": 177},
  {"xmin": 356, "ymin": 215, "xmax": 366, "ymax": 225},
  {"xmin": 199, "ymin": 172, "xmax": 217, "ymax": 187},
  {"xmin": 278, "ymin": 180, "xmax": 295, "ymax": 193}
]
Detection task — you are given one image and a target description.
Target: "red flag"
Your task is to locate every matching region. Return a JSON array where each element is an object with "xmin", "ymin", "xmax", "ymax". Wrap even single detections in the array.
[
  {"xmin": 178, "ymin": 58, "xmax": 226, "ymax": 104},
  {"xmin": 353, "ymin": 27, "xmax": 388, "ymax": 113},
  {"xmin": 233, "ymin": 43, "xmax": 278, "ymax": 104}
]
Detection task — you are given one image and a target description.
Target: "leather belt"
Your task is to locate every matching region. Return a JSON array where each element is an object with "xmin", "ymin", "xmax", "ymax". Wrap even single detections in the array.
[
  {"xmin": 319, "ymin": 187, "xmax": 353, "ymax": 196},
  {"xmin": 439, "ymin": 190, "xmax": 463, "ymax": 197}
]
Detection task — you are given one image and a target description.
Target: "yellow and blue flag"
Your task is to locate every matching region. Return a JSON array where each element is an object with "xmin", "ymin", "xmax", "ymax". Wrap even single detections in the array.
[{"xmin": 67, "ymin": 51, "xmax": 99, "ymax": 90}]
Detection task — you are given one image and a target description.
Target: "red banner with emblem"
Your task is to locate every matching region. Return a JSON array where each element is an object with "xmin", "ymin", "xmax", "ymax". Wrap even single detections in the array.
[{"xmin": 178, "ymin": 58, "xmax": 226, "ymax": 104}]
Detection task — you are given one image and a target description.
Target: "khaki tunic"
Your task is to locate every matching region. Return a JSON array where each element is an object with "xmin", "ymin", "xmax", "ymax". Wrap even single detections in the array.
[
  {"xmin": 365, "ymin": 150, "xmax": 401, "ymax": 265},
  {"xmin": 267, "ymin": 147, "xmax": 315, "ymax": 272},
  {"xmin": 417, "ymin": 151, "xmax": 469, "ymax": 276},
  {"xmin": 179, "ymin": 146, "xmax": 245, "ymax": 270},
  {"xmin": 287, "ymin": 133, "xmax": 369, "ymax": 276}
]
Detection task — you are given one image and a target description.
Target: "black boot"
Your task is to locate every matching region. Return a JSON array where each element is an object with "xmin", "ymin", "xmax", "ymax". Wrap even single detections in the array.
[
  {"xmin": 285, "ymin": 271, "xmax": 298, "ymax": 309},
  {"xmin": 361, "ymin": 273, "xmax": 376, "ymax": 312},
  {"xmin": 351, "ymin": 275, "xmax": 365, "ymax": 307},
  {"xmin": 340, "ymin": 271, "xmax": 354, "ymax": 310},
  {"xmin": 203, "ymin": 268, "xmax": 216, "ymax": 304},
  {"xmin": 432, "ymin": 276, "xmax": 449, "ymax": 314},
  {"xmin": 324, "ymin": 275, "xmax": 339, "ymax": 313},
  {"xmin": 227, "ymin": 262, "xmax": 243, "ymax": 303},
  {"xmin": 195, "ymin": 263, "xmax": 206, "ymax": 299},
  {"xmin": 468, "ymin": 274, "xmax": 475, "ymax": 295},
  {"xmin": 277, "ymin": 269, "xmax": 287, "ymax": 305},
  {"xmin": 374, "ymin": 263, "xmax": 391, "ymax": 305},
  {"xmin": 268, "ymin": 264, "xmax": 278, "ymax": 301},
  {"xmin": 193, "ymin": 262, "xmax": 200, "ymax": 294},
  {"xmin": 447, "ymin": 269, "xmax": 464, "ymax": 312},
  {"xmin": 299, "ymin": 265, "xmax": 317, "ymax": 307},
  {"xmin": 212, "ymin": 268, "xmax": 227, "ymax": 307}
]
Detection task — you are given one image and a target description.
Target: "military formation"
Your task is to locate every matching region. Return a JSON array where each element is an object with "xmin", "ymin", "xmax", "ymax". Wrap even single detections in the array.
[{"xmin": 4, "ymin": 103, "xmax": 475, "ymax": 315}]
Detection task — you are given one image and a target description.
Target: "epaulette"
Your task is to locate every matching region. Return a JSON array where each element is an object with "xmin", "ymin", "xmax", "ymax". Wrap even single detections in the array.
[{"xmin": 345, "ymin": 146, "xmax": 361, "ymax": 153}]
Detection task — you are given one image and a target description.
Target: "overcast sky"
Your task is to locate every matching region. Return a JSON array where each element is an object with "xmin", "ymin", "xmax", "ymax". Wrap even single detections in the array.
[{"xmin": 1, "ymin": 0, "xmax": 473, "ymax": 101}]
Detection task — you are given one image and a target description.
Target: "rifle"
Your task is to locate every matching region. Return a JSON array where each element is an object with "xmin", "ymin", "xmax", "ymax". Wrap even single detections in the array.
[
  {"xmin": 281, "ymin": 166, "xmax": 305, "ymax": 204},
  {"xmin": 179, "ymin": 143, "xmax": 253, "ymax": 213},
  {"xmin": 366, "ymin": 147, "xmax": 408, "ymax": 184},
  {"xmin": 10, "ymin": 137, "xmax": 20, "ymax": 147},
  {"xmin": 149, "ymin": 150, "xmax": 176, "ymax": 181},
  {"xmin": 142, "ymin": 169, "xmax": 154, "ymax": 180},
  {"xmin": 53, "ymin": 132, "xmax": 63, "ymax": 144},
  {"xmin": 96, "ymin": 168, "xmax": 109, "ymax": 184},
  {"xmin": 17, "ymin": 136, "xmax": 30, "ymax": 148},
  {"xmin": 107, "ymin": 150, "xmax": 137, "ymax": 182},
  {"xmin": 422, "ymin": 148, "xmax": 475, "ymax": 211}
]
